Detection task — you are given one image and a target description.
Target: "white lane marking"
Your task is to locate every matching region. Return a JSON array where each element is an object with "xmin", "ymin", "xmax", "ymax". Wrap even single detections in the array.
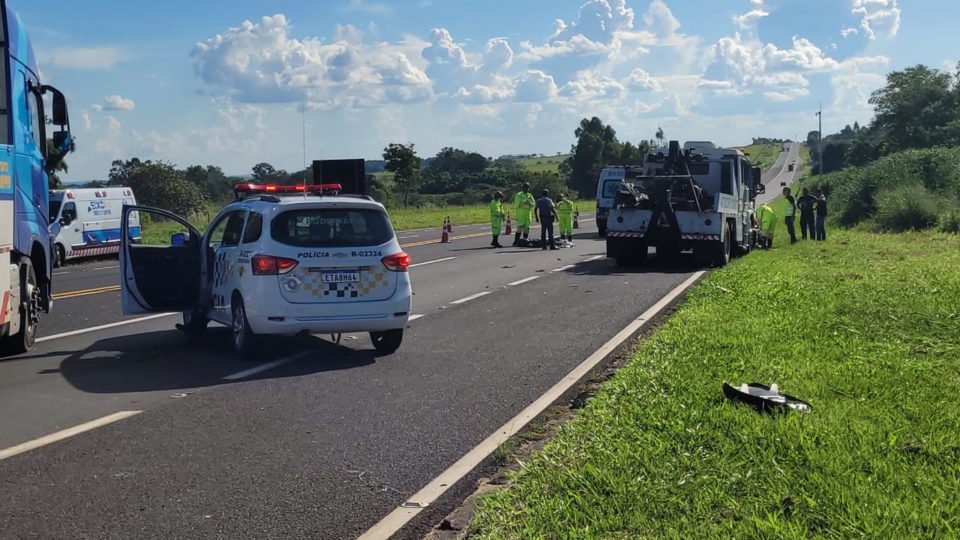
[
  {"xmin": 552, "ymin": 265, "xmax": 575, "ymax": 273},
  {"xmin": 450, "ymin": 291, "xmax": 491, "ymax": 305},
  {"xmin": 398, "ymin": 234, "xmax": 420, "ymax": 239},
  {"xmin": 507, "ymin": 276, "xmax": 540, "ymax": 287},
  {"xmin": 0, "ymin": 410, "xmax": 142, "ymax": 462},
  {"xmin": 222, "ymin": 352, "xmax": 311, "ymax": 381},
  {"xmin": 94, "ymin": 265, "xmax": 119, "ymax": 271},
  {"xmin": 408, "ymin": 314, "xmax": 425, "ymax": 322},
  {"xmin": 409, "ymin": 256, "xmax": 457, "ymax": 268},
  {"xmin": 358, "ymin": 270, "xmax": 708, "ymax": 540},
  {"xmin": 586, "ymin": 255, "xmax": 604, "ymax": 262},
  {"xmin": 37, "ymin": 313, "xmax": 178, "ymax": 343},
  {"xmin": 52, "ymin": 271, "xmax": 70, "ymax": 276}
]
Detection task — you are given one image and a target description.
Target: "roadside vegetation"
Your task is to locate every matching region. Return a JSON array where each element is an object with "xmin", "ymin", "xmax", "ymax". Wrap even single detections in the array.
[
  {"xmin": 740, "ymin": 142, "xmax": 780, "ymax": 172},
  {"xmin": 472, "ymin": 230, "xmax": 960, "ymax": 538}
]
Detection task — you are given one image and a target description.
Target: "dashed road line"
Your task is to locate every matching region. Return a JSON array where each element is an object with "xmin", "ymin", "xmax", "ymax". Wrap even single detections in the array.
[
  {"xmin": 408, "ymin": 314, "xmax": 425, "ymax": 322},
  {"xmin": 450, "ymin": 291, "xmax": 491, "ymax": 305},
  {"xmin": 507, "ymin": 276, "xmax": 540, "ymax": 287},
  {"xmin": 409, "ymin": 257, "xmax": 457, "ymax": 268},
  {"xmin": 37, "ymin": 313, "xmax": 178, "ymax": 343},
  {"xmin": 53, "ymin": 285, "xmax": 121, "ymax": 300},
  {"xmin": 551, "ymin": 265, "xmax": 575, "ymax": 273},
  {"xmin": 585, "ymin": 255, "xmax": 605, "ymax": 262},
  {"xmin": 222, "ymin": 351, "xmax": 312, "ymax": 381},
  {"xmin": 94, "ymin": 265, "xmax": 119, "ymax": 271},
  {"xmin": 0, "ymin": 410, "xmax": 143, "ymax": 462}
]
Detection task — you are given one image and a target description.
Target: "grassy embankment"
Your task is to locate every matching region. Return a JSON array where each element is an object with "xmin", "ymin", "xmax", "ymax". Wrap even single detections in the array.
[
  {"xmin": 469, "ymin": 147, "xmax": 960, "ymax": 537},
  {"xmin": 740, "ymin": 143, "xmax": 780, "ymax": 172},
  {"xmin": 472, "ymin": 230, "xmax": 960, "ymax": 538}
]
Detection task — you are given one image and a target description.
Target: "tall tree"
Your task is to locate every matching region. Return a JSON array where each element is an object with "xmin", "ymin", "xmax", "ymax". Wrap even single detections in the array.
[
  {"xmin": 383, "ymin": 143, "xmax": 421, "ymax": 206},
  {"xmin": 109, "ymin": 158, "xmax": 205, "ymax": 216},
  {"xmin": 45, "ymin": 139, "xmax": 67, "ymax": 189},
  {"xmin": 251, "ymin": 162, "xmax": 288, "ymax": 184},
  {"xmin": 655, "ymin": 126, "xmax": 665, "ymax": 148},
  {"xmin": 565, "ymin": 117, "xmax": 621, "ymax": 196},
  {"xmin": 869, "ymin": 64, "xmax": 958, "ymax": 152}
]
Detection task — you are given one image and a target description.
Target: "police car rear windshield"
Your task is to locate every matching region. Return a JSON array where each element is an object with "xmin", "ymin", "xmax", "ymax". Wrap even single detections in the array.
[{"xmin": 270, "ymin": 208, "xmax": 393, "ymax": 248}]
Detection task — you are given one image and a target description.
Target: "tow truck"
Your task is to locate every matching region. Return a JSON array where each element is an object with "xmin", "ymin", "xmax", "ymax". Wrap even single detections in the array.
[
  {"xmin": 605, "ymin": 140, "xmax": 763, "ymax": 267},
  {"xmin": 0, "ymin": 2, "xmax": 74, "ymax": 354}
]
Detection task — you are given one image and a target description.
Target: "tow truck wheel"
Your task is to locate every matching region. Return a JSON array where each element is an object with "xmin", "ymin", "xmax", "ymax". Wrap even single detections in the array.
[
  {"xmin": 231, "ymin": 295, "xmax": 256, "ymax": 357},
  {"xmin": 714, "ymin": 225, "xmax": 732, "ymax": 267},
  {"xmin": 0, "ymin": 261, "xmax": 39, "ymax": 356}
]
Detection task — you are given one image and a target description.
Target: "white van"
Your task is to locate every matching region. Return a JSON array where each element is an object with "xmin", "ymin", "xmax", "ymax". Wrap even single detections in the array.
[
  {"xmin": 594, "ymin": 167, "xmax": 626, "ymax": 237},
  {"xmin": 49, "ymin": 187, "xmax": 140, "ymax": 266}
]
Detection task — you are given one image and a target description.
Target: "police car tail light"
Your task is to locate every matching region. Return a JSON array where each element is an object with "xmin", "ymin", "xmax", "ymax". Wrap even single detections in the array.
[
  {"xmin": 381, "ymin": 252, "xmax": 410, "ymax": 272},
  {"xmin": 251, "ymin": 255, "xmax": 299, "ymax": 276}
]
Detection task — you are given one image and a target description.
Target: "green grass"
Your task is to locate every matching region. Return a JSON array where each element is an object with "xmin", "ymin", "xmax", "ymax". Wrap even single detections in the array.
[
  {"xmin": 472, "ymin": 230, "xmax": 960, "ymax": 538},
  {"xmin": 741, "ymin": 143, "xmax": 780, "ymax": 172},
  {"xmin": 518, "ymin": 154, "xmax": 571, "ymax": 174}
]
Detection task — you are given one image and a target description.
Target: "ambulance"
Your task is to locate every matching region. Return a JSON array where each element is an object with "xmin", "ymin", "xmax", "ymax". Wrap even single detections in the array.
[{"xmin": 49, "ymin": 187, "xmax": 139, "ymax": 266}]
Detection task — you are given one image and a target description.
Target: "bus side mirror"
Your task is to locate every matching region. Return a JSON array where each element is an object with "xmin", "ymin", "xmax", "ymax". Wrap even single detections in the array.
[{"xmin": 46, "ymin": 87, "xmax": 70, "ymax": 127}]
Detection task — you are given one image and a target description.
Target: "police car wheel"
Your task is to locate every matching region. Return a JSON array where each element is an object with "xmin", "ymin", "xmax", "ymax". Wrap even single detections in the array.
[
  {"xmin": 370, "ymin": 329, "xmax": 403, "ymax": 355},
  {"xmin": 231, "ymin": 296, "xmax": 256, "ymax": 357}
]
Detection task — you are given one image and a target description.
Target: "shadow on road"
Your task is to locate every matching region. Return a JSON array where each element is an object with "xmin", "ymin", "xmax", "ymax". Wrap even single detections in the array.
[
  {"xmin": 569, "ymin": 253, "xmax": 706, "ymax": 276},
  {"xmin": 56, "ymin": 328, "xmax": 376, "ymax": 394}
]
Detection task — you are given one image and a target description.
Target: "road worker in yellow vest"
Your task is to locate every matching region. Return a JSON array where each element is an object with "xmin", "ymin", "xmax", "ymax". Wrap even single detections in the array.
[
  {"xmin": 556, "ymin": 192, "xmax": 575, "ymax": 244},
  {"xmin": 489, "ymin": 191, "xmax": 505, "ymax": 248},
  {"xmin": 757, "ymin": 203, "xmax": 777, "ymax": 249},
  {"xmin": 513, "ymin": 183, "xmax": 536, "ymax": 246}
]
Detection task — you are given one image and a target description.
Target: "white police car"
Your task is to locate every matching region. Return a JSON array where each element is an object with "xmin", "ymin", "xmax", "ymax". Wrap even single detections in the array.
[{"xmin": 119, "ymin": 183, "xmax": 412, "ymax": 356}]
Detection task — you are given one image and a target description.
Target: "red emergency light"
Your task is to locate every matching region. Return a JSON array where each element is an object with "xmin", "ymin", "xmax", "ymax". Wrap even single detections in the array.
[{"xmin": 233, "ymin": 183, "xmax": 343, "ymax": 199}]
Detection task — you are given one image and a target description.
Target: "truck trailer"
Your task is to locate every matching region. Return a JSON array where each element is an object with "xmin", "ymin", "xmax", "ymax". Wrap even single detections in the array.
[
  {"xmin": 606, "ymin": 140, "xmax": 763, "ymax": 267},
  {"xmin": 0, "ymin": 2, "xmax": 74, "ymax": 354}
]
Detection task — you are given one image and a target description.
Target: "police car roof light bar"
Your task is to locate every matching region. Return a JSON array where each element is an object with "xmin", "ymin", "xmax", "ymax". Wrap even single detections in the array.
[{"xmin": 233, "ymin": 183, "xmax": 343, "ymax": 200}]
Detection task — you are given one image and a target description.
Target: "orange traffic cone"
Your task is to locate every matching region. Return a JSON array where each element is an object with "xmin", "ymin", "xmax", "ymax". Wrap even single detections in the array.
[
  {"xmin": 505, "ymin": 214, "xmax": 512, "ymax": 235},
  {"xmin": 573, "ymin": 208, "xmax": 580, "ymax": 229},
  {"xmin": 441, "ymin": 220, "xmax": 450, "ymax": 243},
  {"xmin": 446, "ymin": 216, "xmax": 453, "ymax": 233}
]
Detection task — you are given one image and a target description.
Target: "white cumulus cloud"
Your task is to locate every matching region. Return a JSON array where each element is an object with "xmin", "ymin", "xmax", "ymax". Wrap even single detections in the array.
[
  {"xmin": 852, "ymin": 0, "xmax": 900, "ymax": 39},
  {"xmin": 96, "ymin": 95, "xmax": 135, "ymax": 111},
  {"xmin": 191, "ymin": 14, "xmax": 432, "ymax": 108},
  {"xmin": 733, "ymin": 9, "xmax": 770, "ymax": 30}
]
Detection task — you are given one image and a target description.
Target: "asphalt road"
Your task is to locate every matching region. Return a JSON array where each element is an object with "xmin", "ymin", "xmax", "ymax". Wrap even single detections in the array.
[
  {"xmin": 757, "ymin": 142, "xmax": 804, "ymax": 206},
  {"xmin": 0, "ymin": 147, "xmax": 794, "ymax": 539}
]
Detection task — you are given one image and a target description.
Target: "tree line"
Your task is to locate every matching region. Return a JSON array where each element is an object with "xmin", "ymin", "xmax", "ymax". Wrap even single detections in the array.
[{"xmin": 810, "ymin": 63, "xmax": 960, "ymax": 175}]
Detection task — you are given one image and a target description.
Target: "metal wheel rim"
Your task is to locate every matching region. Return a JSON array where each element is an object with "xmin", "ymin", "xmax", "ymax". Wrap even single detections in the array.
[{"xmin": 232, "ymin": 304, "xmax": 245, "ymax": 349}]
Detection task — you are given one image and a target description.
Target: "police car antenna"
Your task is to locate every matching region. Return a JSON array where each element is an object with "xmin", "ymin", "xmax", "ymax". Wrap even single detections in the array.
[{"xmin": 302, "ymin": 94, "xmax": 308, "ymax": 198}]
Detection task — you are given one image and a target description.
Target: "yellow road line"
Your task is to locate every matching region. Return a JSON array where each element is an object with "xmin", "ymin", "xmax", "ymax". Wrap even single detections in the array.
[{"xmin": 53, "ymin": 285, "xmax": 121, "ymax": 300}]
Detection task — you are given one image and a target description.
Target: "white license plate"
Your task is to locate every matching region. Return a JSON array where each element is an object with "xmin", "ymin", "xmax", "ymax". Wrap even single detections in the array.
[{"xmin": 322, "ymin": 271, "xmax": 361, "ymax": 283}]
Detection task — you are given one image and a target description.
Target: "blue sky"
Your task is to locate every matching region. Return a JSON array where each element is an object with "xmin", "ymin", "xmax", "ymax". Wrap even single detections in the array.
[{"xmin": 16, "ymin": 0, "xmax": 956, "ymax": 180}]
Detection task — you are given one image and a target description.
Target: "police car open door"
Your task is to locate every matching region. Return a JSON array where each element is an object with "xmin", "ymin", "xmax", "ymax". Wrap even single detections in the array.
[{"xmin": 120, "ymin": 206, "xmax": 202, "ymax": 315}]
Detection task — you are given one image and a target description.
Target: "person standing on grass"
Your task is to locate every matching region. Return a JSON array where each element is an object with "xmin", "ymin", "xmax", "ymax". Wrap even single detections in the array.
[
  {"xmin": 512, "ymin": 183, "xmax": 536, "ymax": 246},
  {"xmin": 757, "ymin": 203, "xmax": 777, "ymax": 248},
  {"xmin": 535, "ymin": 189, "xmax": 558, "ymax": 250},
  {"xmin": 489, "ymin": 191, "xmax": 505, "ymax": 248},
  {"xmin": 815, "ymin": 188, "xmax": 828, "ymax": 241},
  {"xmin": 782, "ymin": 186, "xmax": 798, "ymax": 244},
  {"xmin": 797, "ymin": 187, "xmax": 817, "ymax": 240}
]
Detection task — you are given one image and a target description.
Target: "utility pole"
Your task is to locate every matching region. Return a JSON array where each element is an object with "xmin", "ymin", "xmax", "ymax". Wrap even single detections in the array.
[{"xmin": 815, "ymin": 103, "xmax": 823, "ymax": 175}]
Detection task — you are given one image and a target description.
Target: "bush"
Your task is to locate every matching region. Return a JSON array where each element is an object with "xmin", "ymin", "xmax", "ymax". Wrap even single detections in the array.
[
  {"xmin": 940, "ymin": 209, "xmax": 960, "ymax": 233},
  {"xmin": 873, "ymin": 184, "xmax": 943, "ymax": 232}
]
